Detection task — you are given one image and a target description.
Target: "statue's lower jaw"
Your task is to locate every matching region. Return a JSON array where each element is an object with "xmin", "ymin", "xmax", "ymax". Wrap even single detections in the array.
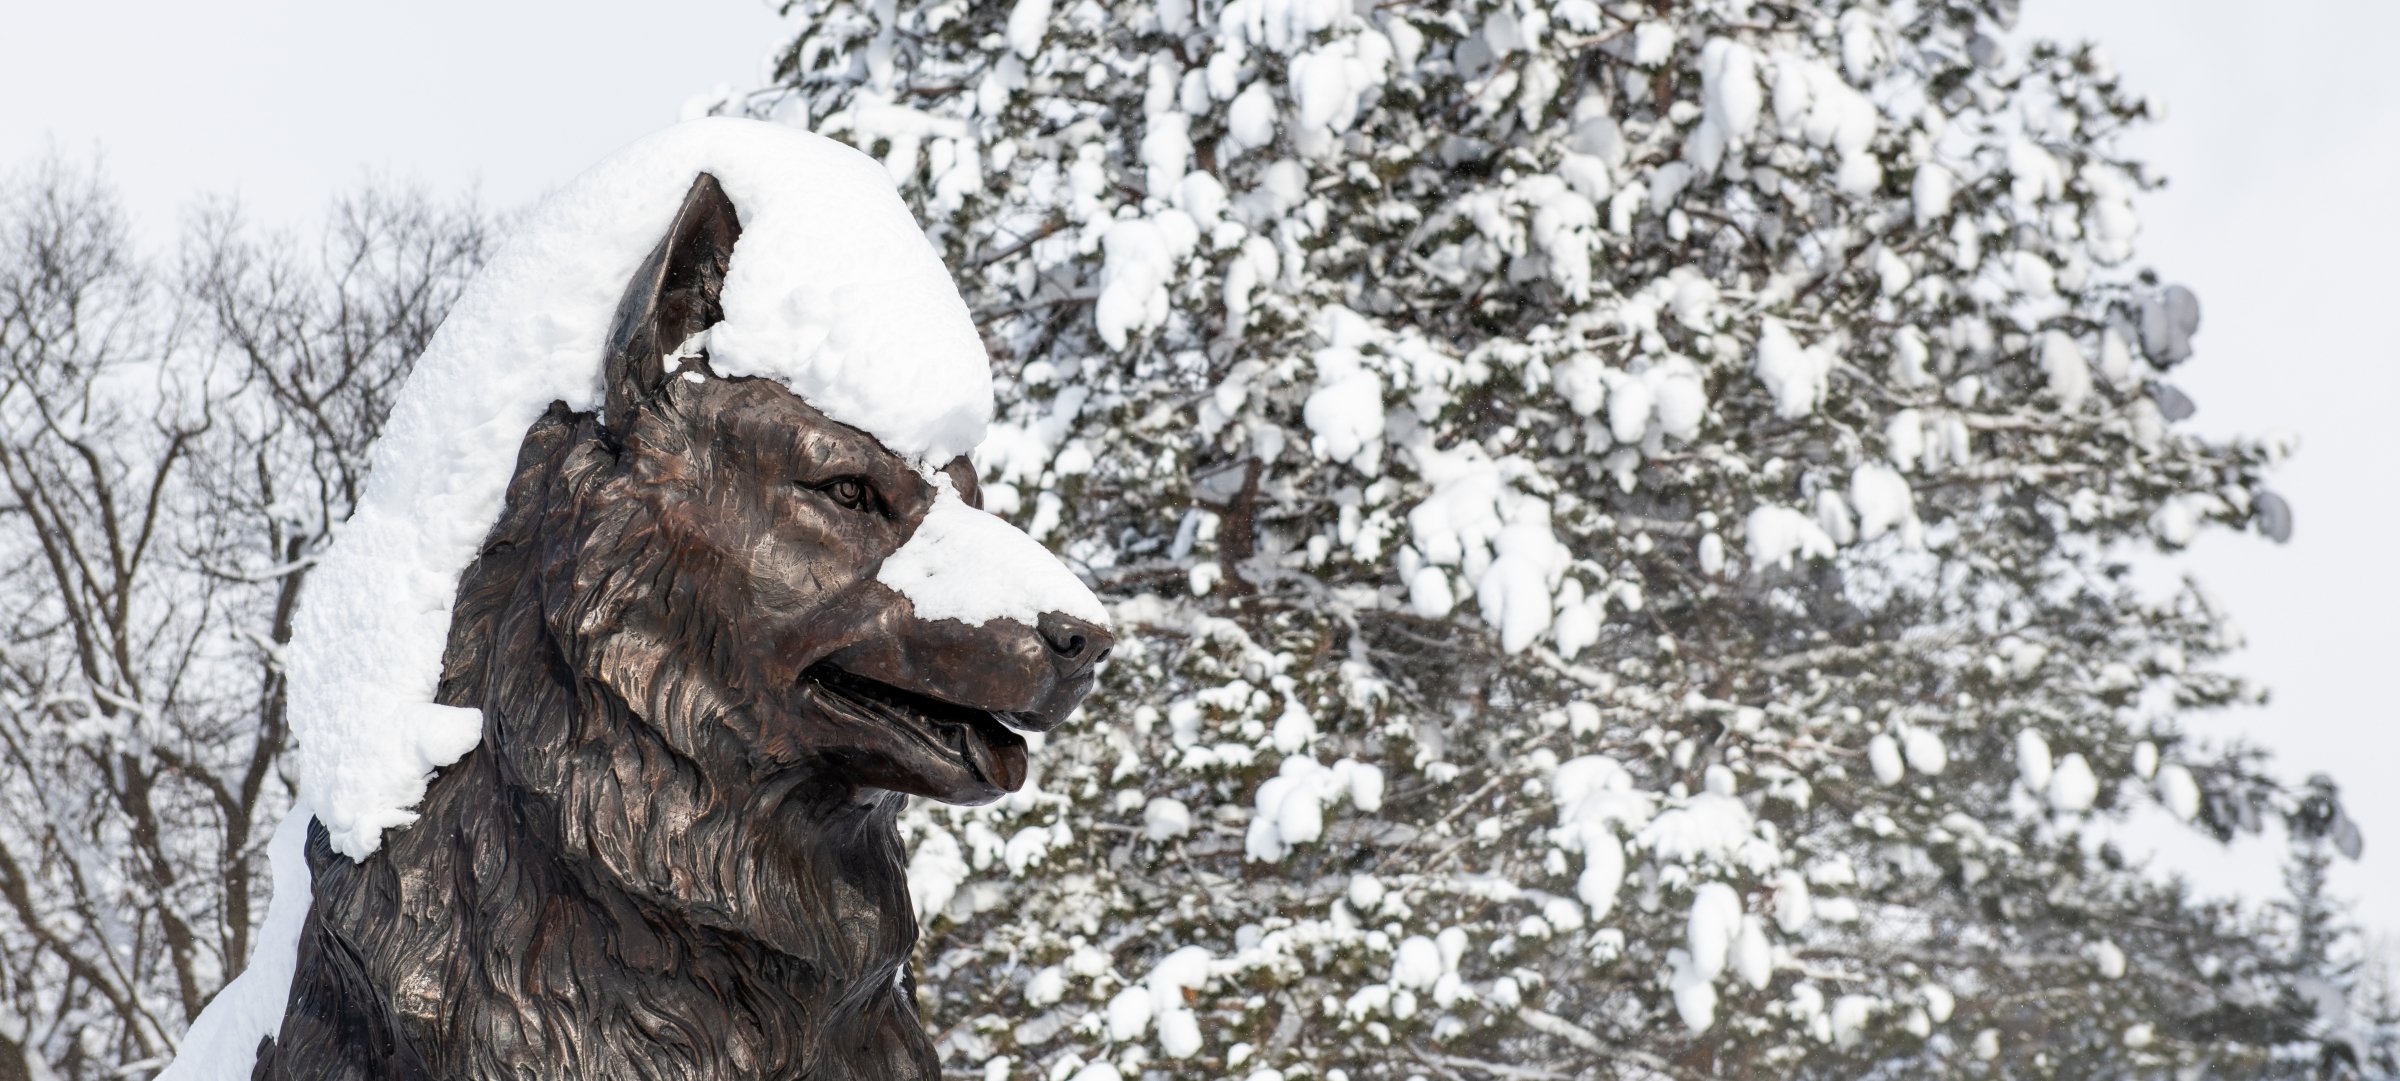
[{"xmin": 803, "ymin": 662, "xmax": 1033, "ymax": 796}]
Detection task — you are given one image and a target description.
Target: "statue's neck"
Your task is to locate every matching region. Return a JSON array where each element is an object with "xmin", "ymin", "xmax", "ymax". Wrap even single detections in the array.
[{"xmin": 303, "ymin": 727, "xmax": 922, "ymax": 1080}]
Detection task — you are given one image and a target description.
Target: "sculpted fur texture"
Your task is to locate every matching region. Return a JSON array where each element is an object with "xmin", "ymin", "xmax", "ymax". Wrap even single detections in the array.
[{"xmin": 250, "ymin": 175, "xmax": 1111, "ymax": 1080}]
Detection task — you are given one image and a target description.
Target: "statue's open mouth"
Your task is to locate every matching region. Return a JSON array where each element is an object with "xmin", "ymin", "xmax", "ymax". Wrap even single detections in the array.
[{"xmin": 802, "ymin": 663, "xmax": 1031, "ymax": 792}]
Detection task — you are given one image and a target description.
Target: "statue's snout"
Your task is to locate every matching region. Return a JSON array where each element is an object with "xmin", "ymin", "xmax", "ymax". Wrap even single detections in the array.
[
  {"xmin": 1036, "ymin": 612, "xmax": 1113, "ymax": 681},
  {"xmin": 991, "ymin": 611, "xmax": 1111, "ymax": 734}
]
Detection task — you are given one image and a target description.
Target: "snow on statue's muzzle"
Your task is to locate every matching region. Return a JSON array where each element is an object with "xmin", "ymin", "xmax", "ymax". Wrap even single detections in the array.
[{"xmin": 823, "ymin": 474, "xmax": 1113, "ymax": 734}]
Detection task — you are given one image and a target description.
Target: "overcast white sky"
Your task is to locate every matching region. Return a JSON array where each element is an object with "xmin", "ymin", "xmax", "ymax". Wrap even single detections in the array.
[
  {"xmin": 0, "ymin": 0, "xmax": 784, "ymax": 234},
  {"xmin": 3, "ymin": 2, "xmax": 2393, "ymax": 939},
  {"xmin": 2012, "ymin": 0, "xmax": 2400, "ymax": 943}
]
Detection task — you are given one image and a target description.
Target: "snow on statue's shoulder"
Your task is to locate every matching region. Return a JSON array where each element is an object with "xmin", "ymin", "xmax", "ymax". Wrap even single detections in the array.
[
  {"xmin": 165, "ymin": 117, "xmax": 995, "ymax": 1080},
  {"xmin": 155, "ymin": 807, "xmax": 314, "ymax": 1081}
]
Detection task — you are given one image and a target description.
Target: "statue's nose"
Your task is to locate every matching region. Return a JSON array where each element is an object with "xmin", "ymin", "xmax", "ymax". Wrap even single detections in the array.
[{"xmin": 1035, "ymin": 612, "xmax": 1114, "ymax": 682}]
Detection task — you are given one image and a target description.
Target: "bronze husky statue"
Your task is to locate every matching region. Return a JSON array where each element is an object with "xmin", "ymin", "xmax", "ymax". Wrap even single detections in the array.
[{"xmin": 249, "ymin": 175, "xmax": 1111, "ymax": 1080}]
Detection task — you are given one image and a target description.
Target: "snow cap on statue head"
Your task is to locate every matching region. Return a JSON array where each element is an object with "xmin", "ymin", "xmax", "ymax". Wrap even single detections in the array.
[
  {"xmin": 285, "ymin": 117, "xmax": 996, "ymax": 863},
  {"xmin": 160, "ymin": 118, "xmax": 1057, "ymax": 1081}
]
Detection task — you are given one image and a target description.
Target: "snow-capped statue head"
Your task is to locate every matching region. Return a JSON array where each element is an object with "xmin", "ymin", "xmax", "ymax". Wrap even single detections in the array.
[
  {"xmin": 282, "ymin": 117, "xmax": 1092, "ymax": 860},
  {"xmin": 160, "ymin": 118, "xmax": 1116, "ymax": 1080}
]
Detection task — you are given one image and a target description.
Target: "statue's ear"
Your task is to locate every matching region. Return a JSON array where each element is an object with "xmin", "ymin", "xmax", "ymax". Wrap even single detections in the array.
[
  {"xmin": 941, "ymin": 455, "xmax": 984, "ymax": 509},
  {"xmin": 602, "ymin": 172, "xmax": 742, "ymax": 423}
]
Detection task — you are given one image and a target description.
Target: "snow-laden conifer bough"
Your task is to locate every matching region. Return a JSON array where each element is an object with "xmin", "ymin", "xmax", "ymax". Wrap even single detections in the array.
[{"xmin": 158, "ymin": 117, "xmax": 1107, "ymax": 1080}]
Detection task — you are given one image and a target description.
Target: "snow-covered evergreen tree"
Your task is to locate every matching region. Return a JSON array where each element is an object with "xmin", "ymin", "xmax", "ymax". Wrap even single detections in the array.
[{"xmin": 722, "ymin": 0, "xmax": 2381, "ymax": 1076}]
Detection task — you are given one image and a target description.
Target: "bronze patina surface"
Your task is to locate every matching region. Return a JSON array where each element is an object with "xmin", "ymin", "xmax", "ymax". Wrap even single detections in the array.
[{"xmin": 251, "ymin": 175, "xmax": 1109, "ymax": 1080}]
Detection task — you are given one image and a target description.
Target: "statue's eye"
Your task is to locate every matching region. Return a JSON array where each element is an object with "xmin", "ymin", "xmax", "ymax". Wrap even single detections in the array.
[{"xmin": 816, "ymin": 476, "xmax": 877, "ymax": 512}]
